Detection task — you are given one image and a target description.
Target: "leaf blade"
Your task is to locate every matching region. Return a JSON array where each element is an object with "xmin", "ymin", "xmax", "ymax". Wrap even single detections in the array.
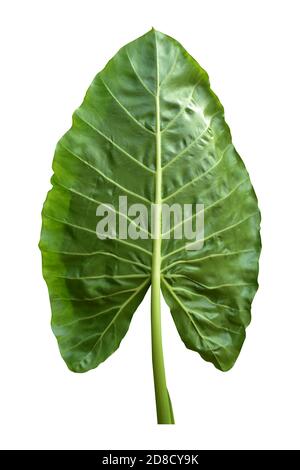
[{"xmin": 40, "ymin": 29, "xmax": 261, "ymax": 374}]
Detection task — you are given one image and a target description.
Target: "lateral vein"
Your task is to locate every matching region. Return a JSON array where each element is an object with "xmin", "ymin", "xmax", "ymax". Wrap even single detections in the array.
[
  {"xmin": 74, "ymin": 113, "xmax": 154, "ymax": 174},
  {"xmin": 59, "ymin": 141, "xmax": 151, "ymax": 203}
]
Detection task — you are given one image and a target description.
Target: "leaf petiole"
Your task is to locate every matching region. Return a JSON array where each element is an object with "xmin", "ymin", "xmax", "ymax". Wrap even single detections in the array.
[{"xmin": 151, "ymin": 268, "xmax": 174, "ymax": 424}]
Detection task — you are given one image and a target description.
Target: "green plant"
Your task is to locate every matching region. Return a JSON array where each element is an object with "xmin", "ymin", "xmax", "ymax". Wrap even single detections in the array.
[{"xmin": 39, "ymin": 29, "xmax": 261, "ymax": 424}]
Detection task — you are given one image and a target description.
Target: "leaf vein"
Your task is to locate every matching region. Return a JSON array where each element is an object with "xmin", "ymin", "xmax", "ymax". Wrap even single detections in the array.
[
  {"xmin": 43, "ymin": 213, "xmax": 152, "ymax": 257},
  {"xmin": 162, "ymin": 278, "xmax": 228, "ymax": 363},
  {"xmin": 162, "ymin": 249, "xmax": 255, "ymax": 272},
  {"xmin": 162, "ymin": 211, "xmax": 259, "ymax": 260},
  {"xmin": 52, "ymin": 287, "xmax": 138, "ymax": 302},
  {"xmin": 59, "ymin": 141, "xmax": 151, "ymax": 203},
  {"xmin": 161, "ymin": 79, "xmax": 202, "ymax": 134},
  {"xmin": 58, "ymin": 305, "xmax": 120, "ymax": 328},
  {"xmin": 70, "ymin": 278, "xmax": 150, "ymax": 366},
  {"xmin": 99, "ymin": 76, "xmax": 155, "ymax": 135},
  {"xmin": 51, "ymin": 179, "xmax": 151, "ymax": 238},
  {"xmin": 159, "ymin": 49, "xmax": 179, "ymax": 87},
  {"xmin": 171, "ymin": 286, "xmax": 245, "ymax": 315},
  {"xmin": 125, "ymin": 48, "xmax": 155, "ymax": 96},
  {"xmin": 74, "ymin": 113, "xmax": 154, "ymax": 174},
  {"xmin": 162, "ymin": 143, "xmax": 232, "ymax": 201},
  {"xmin": 162, "ymin": 177, "xmax": 249, "ymax": 237},
  {"xmin": 42, "ymin": 248, "xmax": 150, "ymax": 271}
]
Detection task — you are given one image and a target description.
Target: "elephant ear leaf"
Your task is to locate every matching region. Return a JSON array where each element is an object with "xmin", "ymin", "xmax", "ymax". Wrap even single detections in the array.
[{"xmin": 39, "ymin": 29, "xmax": 261, "ymax": 375}]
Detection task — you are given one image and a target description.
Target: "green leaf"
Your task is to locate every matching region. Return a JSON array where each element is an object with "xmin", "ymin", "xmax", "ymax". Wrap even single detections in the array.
[{"xmin": 40, "ymin": 29, "xmax": 261, "ymax": 377}]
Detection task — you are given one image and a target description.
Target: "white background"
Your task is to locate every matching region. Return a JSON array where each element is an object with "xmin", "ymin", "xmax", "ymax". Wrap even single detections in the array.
[{"xmin": 0, "ymin": 0, "xmax": 299, "ymax": 450}]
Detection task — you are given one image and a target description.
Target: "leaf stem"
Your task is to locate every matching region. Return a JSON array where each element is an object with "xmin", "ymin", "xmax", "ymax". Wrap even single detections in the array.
[
  {"xmin": 151, "ymin": 262, "xmax": 174, "ymax": 424},
  {"xmin": 151, "ymin": 30, "xmax": 175, "ymax": 425}
]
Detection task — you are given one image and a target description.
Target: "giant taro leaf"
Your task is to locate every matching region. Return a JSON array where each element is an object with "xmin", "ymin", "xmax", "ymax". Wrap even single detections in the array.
[{"xmin": 40, "ymin": 30, "xmax": 261, "ymax": 407}]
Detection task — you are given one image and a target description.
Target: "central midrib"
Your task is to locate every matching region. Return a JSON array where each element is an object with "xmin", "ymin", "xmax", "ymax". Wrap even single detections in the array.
[
  {"xmin": 152, "ymin": 31, "xmax": 162, "ymax": 276},
  {"xmin": 154, "ymin": 67, "xmax": 162, "ymax": 251}
]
